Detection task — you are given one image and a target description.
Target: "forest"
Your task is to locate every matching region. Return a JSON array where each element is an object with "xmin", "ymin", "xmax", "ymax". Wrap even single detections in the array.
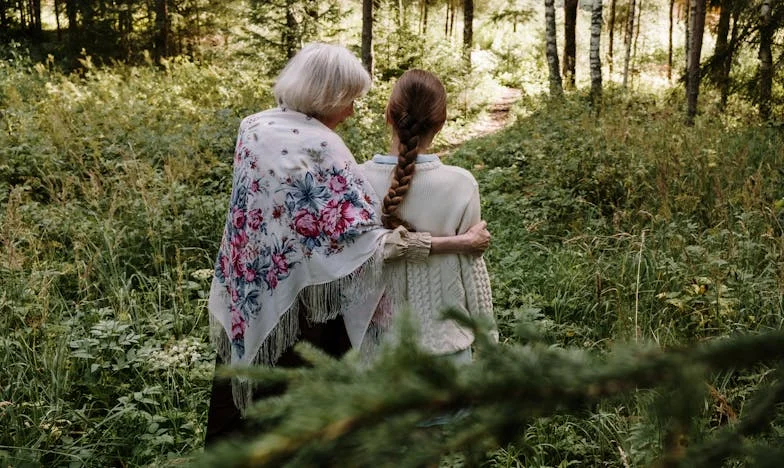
[{"xmin": 1, "ymin": 0, "xmax": 783, "ymax": 466}]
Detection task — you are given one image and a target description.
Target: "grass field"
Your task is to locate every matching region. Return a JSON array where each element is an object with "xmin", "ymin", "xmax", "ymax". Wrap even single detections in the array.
[{"xmin": 1, "ymin": 19, "xmax": 783, "ymax": 465}]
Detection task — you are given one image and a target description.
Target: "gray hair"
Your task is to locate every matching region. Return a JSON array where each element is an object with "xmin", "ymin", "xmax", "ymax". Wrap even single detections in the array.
[{"xmin": 273, "ymin": 43, "xmax": 371, "ymax": 117}]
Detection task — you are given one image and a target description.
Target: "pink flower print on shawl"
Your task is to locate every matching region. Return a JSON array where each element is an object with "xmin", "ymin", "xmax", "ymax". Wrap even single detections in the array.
[
  {"xmin": 319, "ymin": 199, "xmax": 358, "ymax": 239},
  {"xmin": 231, "ymin": 306, "xmax": 246, "ymax": 339},
  {"xmin": 271, "ymin": 253, "xmax": 289, "ymax": 275},
  {"xmin": 248, "ymin": 209, "xmax": 264, "ymax": 230},
  {"xmin": 232, "ymin": 208, "xmax": 246, "ymax": 229},
  {"xmin": 265, "ymin": 269, "xmax": 278, "ymax": 289},
  {"xmin": 293, "ymin": 209, "xmax": 320, "ymax": 239},
  {"xmin": 328, "ymin": 174, "xmax": 348, "ymax": 193}
]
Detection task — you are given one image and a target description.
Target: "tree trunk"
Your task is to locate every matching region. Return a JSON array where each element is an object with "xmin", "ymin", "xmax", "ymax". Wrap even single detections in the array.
[
  {"xmin": 631, "ymin": 0, "xmax": 643, "ymax": 85},
  {"xmin": 449, "ymin": 0, "xmax": 456, "ymax": 38},
  {"xmin": 31, "ymin": 0, "xmax": 42, "ymax": 36},
  {"xmin": 684, "ymin": 0, "xmax": 692, "ymax": 92},
  {"xmin": 686, "ymin": 0, "xmax": 706, "ymax": 124},
  {"xmin": 668, "ymin": 0, "xmax": 674, "ymax": 81},
  {"xmin": 608, "ymin": 0, "xmax": 617, "ymax": 75},
  {"xmin": 65, "ymin": 0, "xmax": 78, "ymax": 53},
  {"xmin": 0, "ymin": 0, "xmax": 6, "ymax": 33},
  {"xmin": 622, "ymin": 0, "xmax": 637, "ymax": 87},
  {"xmin": 712, "ymin": 0, "xmax": 731, "ymax": 110},
  {"xmin": 444, "ymin": 1, "xmax": 448, "ymax": 38},
  {"xmin": 54, "ymin": 0, "xmax": 62, "ymax": 40},
  {"xmin": 590, "ymin": 0, "xmax": 603, "ymax": 107},
  {"xmin": 758, "ymin": 0, "xmax": 773, "ymax": 120},
  {"xmin": 720, "ymin": 9, "xmax": 739, "ymax": 109},
  {"xmin": 423, "ymin": 0, "xmax": 428, "ymax": 35},
  {"xmin": 19, "ymin": 0, "xmax": 27, "ymax": 30},
  {"xmin": 463, "ymin": 0, "xmax": 473, "ymax": 63},
  {"xmin": 154, "ymin": 0, "xmax": 169, "ymax": 61},
  {"xmin": 361, "ymin": 0, "xmax": 373, "ymax": 74},
  {"xmin": 284, "ymin": 0, "xmax": 297, "ymax": 59},
  {"xmin": 545, "ymin": 0, "xmax": 563, "ymax": 96},
  {"xmin": 563, "ymin": 0, "xmax": 578, "ymax": 89}
]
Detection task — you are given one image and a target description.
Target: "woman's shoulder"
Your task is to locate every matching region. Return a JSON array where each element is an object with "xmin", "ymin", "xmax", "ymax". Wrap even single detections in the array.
[
  {"xmin": 433, "ymin": 163, "xmax": 479, "ymax": 189},
  {"xmin": 359, "ymin": 158, "xmax": 394, "ymax": 170}
]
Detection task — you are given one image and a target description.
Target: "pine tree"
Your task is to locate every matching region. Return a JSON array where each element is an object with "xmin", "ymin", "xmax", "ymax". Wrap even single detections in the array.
[{"xmin": 200, "ymin": 310, "xmax": 784, "ymax": 467}]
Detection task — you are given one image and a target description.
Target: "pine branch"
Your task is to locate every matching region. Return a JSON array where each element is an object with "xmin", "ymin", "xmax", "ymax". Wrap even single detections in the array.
[{"xmin": 201, "ymin": 312, "xmax": 784, "ymax": 467}]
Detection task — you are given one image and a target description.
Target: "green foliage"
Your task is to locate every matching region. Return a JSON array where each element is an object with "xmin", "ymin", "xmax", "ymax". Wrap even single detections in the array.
[
  {"xmin": 199, "ymin": 311, "xmax": 784, "ymax": 467},
  {"xmin": 247, "ymin": 0, "xmax": 343, "ymax": 70},
  {"xmin": 0, "ymin": 53, "xmax": 275, "ymax": 466}
]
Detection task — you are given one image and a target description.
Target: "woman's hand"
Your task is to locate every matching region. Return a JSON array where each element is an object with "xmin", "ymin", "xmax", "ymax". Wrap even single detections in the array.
[
  {"xmin": 461, "ymin": 220, "xmax": 491, "ymax": 255},
  {"xmin": 430, "ymin": 221, "xmax": 491, "ymax": 256}
]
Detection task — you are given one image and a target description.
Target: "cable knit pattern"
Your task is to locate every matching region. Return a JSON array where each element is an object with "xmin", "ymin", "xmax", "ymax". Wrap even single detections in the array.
[{"xmin": 360, "ymin": 156, "xmax": 496, "ymax": 354}]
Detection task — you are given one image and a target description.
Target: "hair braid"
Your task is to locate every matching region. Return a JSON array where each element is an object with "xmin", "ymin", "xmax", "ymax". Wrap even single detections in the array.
[
  {"xmin": 380, "ymin": 70, "xmax": 447, "ymax": 231},
  {"xmin": 382, "ymin": 129, "xmax": 420, "ymax": 230}
]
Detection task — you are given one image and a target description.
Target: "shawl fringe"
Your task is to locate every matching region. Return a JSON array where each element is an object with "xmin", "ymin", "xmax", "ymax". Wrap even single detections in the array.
[{"xmin": 211, "ymin": 249, "xmax": 384, "ymax": 414}]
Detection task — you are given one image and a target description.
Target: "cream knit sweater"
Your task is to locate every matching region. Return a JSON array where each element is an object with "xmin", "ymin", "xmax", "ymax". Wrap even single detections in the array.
[{"xmin": 359, "ymin": 155, "xmax": 496, "ymax": 354}]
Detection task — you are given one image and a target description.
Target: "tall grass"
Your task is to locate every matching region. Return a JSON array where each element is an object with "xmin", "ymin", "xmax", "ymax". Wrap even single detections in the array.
[{"xmin": 445, "ymin": 90, "xmax": 784, "ymax": 465}]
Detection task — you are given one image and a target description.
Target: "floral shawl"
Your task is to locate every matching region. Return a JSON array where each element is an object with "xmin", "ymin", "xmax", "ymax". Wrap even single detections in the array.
[{"xmin": 208, "ymin": 107, "xmax": 387, "ymax": 409}]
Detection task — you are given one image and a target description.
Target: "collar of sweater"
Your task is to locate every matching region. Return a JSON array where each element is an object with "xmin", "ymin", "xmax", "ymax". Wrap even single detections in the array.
[{"xmin": 371, "ymin": 154, "xmax": 440, "ymax": 165}]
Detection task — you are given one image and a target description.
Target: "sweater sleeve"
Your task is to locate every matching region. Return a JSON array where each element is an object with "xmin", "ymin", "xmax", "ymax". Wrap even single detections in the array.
[
  {"xmin": 457, "ymin": 181, "xmax": 481, "ymax": 234},
  {"xmin": 459, "ymin": 255, "xmax": 497, "ymax": 342},
  {"xmin": 456, "ymin": 179, "xmax": 497, "ymax": 341},
  {"xmin": 382, "ymin": 226, "xmax": 432, "ymax": 263}
]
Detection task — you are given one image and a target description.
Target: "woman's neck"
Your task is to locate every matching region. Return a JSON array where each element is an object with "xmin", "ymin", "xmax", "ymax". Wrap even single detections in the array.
[{"xmin": 389, "ymin": 133, "xmax": 435, "ymax": 156}]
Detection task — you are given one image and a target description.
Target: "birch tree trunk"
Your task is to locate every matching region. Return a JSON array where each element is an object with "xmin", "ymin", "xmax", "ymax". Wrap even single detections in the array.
[
  {"xmin": 361, "ymin": 0, "xmax": 373, "ymax": 74},
  {"xmin": 563, "ymin": 0, "xmax": 578, "ymax": 89},
  {"xmin": 632, "ymin": 0, "xmax": 643, "ymax": 86},
  {"xmin": 622, "ymin": 0, "xmax": 637, "ymax": 87},
  {"xmin": 545, "ymin": 0, "xmax": 563, "ymax": 96},
  {"xmin": 686, "ymin": 0, "xmax": 706, "ymax": 124},
  {"xmin": 590, "ymin": 0, "xmax": 603, "ymax": 107},
  {"xmin": 667, "ymin": 0, "xmax": 674, "ymax": 80},
  {"xmin": 758, "ymin": 0, "xmax": 773, "ymax": 120}
]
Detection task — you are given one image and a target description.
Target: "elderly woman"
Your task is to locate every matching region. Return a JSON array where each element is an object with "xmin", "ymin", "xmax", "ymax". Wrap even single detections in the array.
[{"xmin": 204, "ymin": 43, "xmax": 490, "ymax": 443}]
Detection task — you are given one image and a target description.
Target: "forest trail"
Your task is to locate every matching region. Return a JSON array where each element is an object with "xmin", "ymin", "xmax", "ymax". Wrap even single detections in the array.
[{"xmin": 438, "ymin": 86, "xmax": 521, "ymax": 156}]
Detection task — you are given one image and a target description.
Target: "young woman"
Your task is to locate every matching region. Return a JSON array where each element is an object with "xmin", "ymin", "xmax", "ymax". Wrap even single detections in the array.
[
  {"xmin": 205, "ymin": 46, "xmax": 491, "ymax": 443},
  {"xmin": 360, "ymin": 70, "xmax": 497, "ymax": 363}
]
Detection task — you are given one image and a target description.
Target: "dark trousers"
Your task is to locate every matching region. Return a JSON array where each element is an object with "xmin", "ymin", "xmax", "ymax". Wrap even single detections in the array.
[{"xmin": 204, "ymin": 313, "xmax": 352, "ymax": 446}]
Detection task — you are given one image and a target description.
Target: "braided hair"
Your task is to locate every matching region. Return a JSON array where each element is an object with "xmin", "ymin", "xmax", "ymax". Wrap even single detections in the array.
[{"xmin": 381, "ymin": 70, "xmax": 447, "ymax": 230}]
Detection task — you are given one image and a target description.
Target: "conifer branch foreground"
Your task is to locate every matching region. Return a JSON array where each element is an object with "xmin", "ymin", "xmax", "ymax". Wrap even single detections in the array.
[{"xmin": 200, "ymin": 311, "xmax": 784, "ymax": 467}]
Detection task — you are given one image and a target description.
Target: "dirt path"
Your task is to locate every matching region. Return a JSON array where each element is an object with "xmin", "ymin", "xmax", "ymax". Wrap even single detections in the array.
[
  {"xmin": 481, "ymin": 86, "xmax": 523, "ymax": 135},
  {"xmin": 438, "ymin": 86, "xmax": 521, "ymax": 156}
]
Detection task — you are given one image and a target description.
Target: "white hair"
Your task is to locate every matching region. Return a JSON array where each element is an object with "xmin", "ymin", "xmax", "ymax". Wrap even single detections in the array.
[{"xmin": 273, "ymin": 43, "xmax": 371, "ymax": 118}]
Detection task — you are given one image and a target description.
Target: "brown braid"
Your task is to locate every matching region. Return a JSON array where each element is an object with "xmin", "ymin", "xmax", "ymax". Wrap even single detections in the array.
[{"xmin": 381, "ymin": 70, "xmax": 447, "ymax": 230}]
